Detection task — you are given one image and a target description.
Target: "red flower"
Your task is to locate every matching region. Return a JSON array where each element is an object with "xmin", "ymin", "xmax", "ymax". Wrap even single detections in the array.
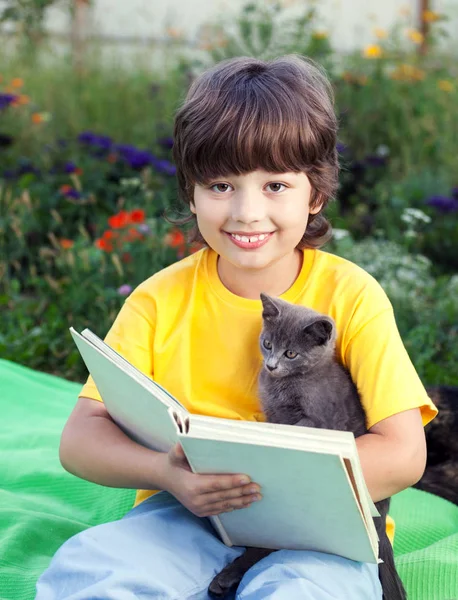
[
  {"xmin": 108, "ymin": 210, "xmax": 130, "ymax": 229},
  {"xmin": 129, "ymin": 209, "xmax": 145, "ymax": 223},
  {"xmin": 102, "ymin": 230, "xmax": 118, "ymax": 240},
  {"xmin": 59, "ymin": 184, "xmax": 72, "ymax": 194},
  {"xmin": 164, "ymin": 229, "xmax": 185, "ymax": 248},
  {"xmin": 126, "ymin": 227, "xmax": 142, "ymax": 242},
  {"xmin": 59, "ymin": 238, "xmax": 74, "ymax": 249},
  {"xmin": 121, "ymin": 252, "xmax": 133, "ymax": 263},
  {"xmin": 95, "ymin": 238, "xmax": 113, "ymax": 252}
]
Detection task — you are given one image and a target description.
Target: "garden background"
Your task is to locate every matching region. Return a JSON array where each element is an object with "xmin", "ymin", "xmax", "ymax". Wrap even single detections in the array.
[{"xmin": 1, "ymin": 0, "xmax": 457, "ymax": 388}]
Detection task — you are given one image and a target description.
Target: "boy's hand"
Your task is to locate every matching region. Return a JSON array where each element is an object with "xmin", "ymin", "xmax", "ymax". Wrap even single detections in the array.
[{"xmin": 159, "ymin": 443, "xmax": 262, "ymax": 517}]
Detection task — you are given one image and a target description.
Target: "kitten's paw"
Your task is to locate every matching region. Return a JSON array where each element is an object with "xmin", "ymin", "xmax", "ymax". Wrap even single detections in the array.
[{"xmin": 208, "ymin": 571, "xmax": 241, "ymax": 598}]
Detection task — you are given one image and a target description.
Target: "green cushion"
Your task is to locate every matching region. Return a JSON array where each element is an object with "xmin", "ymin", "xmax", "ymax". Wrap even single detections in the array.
[{"xmin": 1, "ymin": 359, "xmax": 457, "ymax": 600}]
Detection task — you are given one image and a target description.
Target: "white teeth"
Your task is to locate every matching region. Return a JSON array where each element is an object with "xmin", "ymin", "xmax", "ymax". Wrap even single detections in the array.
[{"xmin": 231, "ymin": 233, "xmax": 269, "ymax": 243}]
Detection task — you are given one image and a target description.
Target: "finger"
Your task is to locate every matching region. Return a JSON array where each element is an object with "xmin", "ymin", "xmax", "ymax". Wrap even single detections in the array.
[
  {"xmin": 196, "ymin": 474, "xmax": 252, "ymax": 495},
  {"xmin": 204, "ymin": 493, "xmax": 262, "ymax": 516},
  {"xmin": 169, "ymin": 443, "xmax": 191, "ymax": 470},
  {"xmin": 200, "ymin": 482, "xmax": 261, "ymax": 505}
]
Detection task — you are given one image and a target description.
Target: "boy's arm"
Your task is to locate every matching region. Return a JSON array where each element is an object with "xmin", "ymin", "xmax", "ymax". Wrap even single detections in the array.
[
  {"xmin": 356, "ymin": 407, "xmax": 427, "ymax": 502},
  {"xmin": 60, "ymin": 397, "xmax": 262, "ymax": 516}
]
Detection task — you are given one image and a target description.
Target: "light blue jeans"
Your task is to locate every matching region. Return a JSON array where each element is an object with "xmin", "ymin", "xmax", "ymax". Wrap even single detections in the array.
[{"xmin": 35, "ymin": 492, "xmax": 383, "ymax": 599}]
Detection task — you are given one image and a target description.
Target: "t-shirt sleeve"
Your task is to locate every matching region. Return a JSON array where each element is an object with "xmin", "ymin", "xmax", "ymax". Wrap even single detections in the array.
[
  {"xmin": 78, "ymin": 285, "xmax": 156, "ymax": 402},
  {"xmin": 341, "ymin": 285, "xmax": 438, "ymax": 430}
]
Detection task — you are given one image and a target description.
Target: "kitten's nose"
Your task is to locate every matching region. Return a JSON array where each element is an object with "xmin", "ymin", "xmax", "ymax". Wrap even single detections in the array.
[{"xmin": 266, "ymin": 364, "xmax": 276, "ymax": 372}]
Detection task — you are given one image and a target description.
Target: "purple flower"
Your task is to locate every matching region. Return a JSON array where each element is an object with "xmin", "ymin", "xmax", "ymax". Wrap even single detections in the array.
[
  {"xmin": 60, "ymin": 187, "xmax": 82, "ymax": 200},
  {"xmin": 336, "ymin": 142, "xmax": 348, "ymax": 154},
  {"xmin": 78, "ymin": 131, "xmax": 113, "ymax": 150},
  {"xmin": 150, "ymin": 157, "xmax": 176, "ymax": 176},
  {"xmin": 64, "ymin": 161, "xmax": 78, "ymax": 173},
  {"xmin": 158, "ymin": 136, "xmax": 174, "ymax": 149},
  {"xmin": 0, "ymin": 94, "xmax": 17, "ymax": 111},
  {"xmin": 365, "ymin": 154, "xmax": 387, "ymax": 167},
  {"xmin": 117, "ymin": 284, "xmax": 133, "ymax": 296},
  {"xmin": 137, "ymin": 223, "xmax": 151, "ymax": 235},
  {"xmin": 114, "ymin": 145, "xmax": 154, "ymax": 170},
  {"xmin": 425, "ymin": 195, "xmax": 458, "ymax": 214},
  {"xmin": 17, "ymin": 163, "xmax": 40, "ymax": 177}
]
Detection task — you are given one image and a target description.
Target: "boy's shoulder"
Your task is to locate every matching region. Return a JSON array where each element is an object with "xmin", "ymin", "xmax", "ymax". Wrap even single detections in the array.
[{"xmin": 312, "ymin": 249, "xmax": 391, "ymax": 307}]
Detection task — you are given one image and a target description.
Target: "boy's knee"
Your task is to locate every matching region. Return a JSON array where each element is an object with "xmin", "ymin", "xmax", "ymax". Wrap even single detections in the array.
[{"xmin": 236, "ymin": 550, "xmax": 382, "ymax": 600}]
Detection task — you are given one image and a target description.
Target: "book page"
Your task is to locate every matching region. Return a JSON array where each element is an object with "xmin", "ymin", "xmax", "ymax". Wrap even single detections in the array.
[{"xmin": 80, "ymin": 328, "xmax": 186, "ymax": 411}]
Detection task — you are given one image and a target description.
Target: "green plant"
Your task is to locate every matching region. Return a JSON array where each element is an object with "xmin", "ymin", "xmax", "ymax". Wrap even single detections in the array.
[{"xmin": 328, "ymin": 235, "xmax": 458, "ymax": 385}]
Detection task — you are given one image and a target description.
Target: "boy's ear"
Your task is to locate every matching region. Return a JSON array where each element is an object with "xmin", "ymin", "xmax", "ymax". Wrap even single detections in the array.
[
  {"xmin": 189, "ymin": 202, "xmax": 196, "ymax": 214},
  {"xmin": 309, "ymin": 191, "xmax": 324, "ymax": 215}
]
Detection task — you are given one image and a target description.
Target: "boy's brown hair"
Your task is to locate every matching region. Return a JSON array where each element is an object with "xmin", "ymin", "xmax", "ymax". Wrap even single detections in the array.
[{"xmin": 172, "ymin": 54, "xmax": 339, "ymax": 248}]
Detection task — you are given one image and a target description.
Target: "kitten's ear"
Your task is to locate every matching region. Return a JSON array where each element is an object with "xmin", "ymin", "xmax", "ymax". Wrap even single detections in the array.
[
  {"xmin": 260, "ymin": 293, "xmax": 280, "ymax": 320},
  {"xmin": 303, "ymin": 318, "xmax": 334, "ymax": 346}
]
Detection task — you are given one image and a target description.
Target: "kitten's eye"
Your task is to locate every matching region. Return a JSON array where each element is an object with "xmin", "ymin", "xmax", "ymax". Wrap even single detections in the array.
[
  {"xmin": 285, "ymin": 350, "xmax": 297, "ymax": 359},
  {"xmin": 263, "ymin": 339, "xmax": 272, "ymax": 350}
]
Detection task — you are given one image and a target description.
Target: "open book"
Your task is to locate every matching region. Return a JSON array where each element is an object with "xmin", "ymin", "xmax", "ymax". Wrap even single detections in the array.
[{"xmin": 70, "ymin": 327, "xmax": 381, "ymax": 564}]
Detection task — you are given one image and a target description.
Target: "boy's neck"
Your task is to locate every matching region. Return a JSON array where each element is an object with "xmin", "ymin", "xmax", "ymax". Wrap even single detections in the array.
[{"xmin": 217, "ymin": 249, "xmax": 303, "ymax": 300}]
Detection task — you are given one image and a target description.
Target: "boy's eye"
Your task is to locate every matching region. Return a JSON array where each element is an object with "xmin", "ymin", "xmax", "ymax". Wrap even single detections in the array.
[
  {"xmin": 263, "ymin": 339, "xmax": 272, "ymax": 350},
  {"xmin": 210, "ymin": 183, "xmax": 232, "ymax": 193},
  {"xmin": 285, "ymin": 350, "xmax": 297, "ymax": 359},
  {"xmin": 266, "ymin": 183, "xmax": 286, "ymax": 193}
]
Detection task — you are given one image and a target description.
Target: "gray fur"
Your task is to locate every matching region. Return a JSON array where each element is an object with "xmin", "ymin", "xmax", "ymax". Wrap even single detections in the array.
[{"xmin": 258, "ymin": 293, "xmax": 366, "ymax": 436}]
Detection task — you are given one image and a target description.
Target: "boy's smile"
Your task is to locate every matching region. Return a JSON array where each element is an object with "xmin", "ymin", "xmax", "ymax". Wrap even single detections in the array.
[
  {"xmin": 224, "ymin": 230, "xmax": 275, "ymax": 249},
  {"xmin": 192, "ymin": 169, "xmax": 321, "ymax": 298}
]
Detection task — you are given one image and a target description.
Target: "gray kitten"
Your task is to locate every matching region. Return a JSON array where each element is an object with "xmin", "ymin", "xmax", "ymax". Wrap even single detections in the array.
[{"xmin": 209, "ymin": 293, "xmax": 406, "ymax": 600}]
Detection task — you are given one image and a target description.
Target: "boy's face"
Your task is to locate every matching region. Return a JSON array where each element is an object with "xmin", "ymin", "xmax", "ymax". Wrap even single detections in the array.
[{"xmin": 191, "ymin": 169, "xmax": 320, "ymax": 274}]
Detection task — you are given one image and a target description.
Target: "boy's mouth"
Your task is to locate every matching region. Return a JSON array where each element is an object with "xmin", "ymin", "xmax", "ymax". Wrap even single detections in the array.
[{"xmin": 224, "ymin": 231, "xmax": 274, "ymax": 249}]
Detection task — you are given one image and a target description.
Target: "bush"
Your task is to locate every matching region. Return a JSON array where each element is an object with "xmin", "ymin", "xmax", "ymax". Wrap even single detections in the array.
[{"xmin": 329, "ymin": 234, "xmax": 458, "ymax": 385}]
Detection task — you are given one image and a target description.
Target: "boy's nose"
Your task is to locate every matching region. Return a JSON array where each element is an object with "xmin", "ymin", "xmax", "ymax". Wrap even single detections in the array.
[{"xmin": 231, "ymin": 192, "xmax": 265, "ymax": 223}]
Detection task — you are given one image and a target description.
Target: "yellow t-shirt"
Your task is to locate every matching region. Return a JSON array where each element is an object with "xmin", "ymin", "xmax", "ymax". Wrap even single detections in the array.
[{"xmin": 79, "ymin": 247, "xmax": 437, "ymax": 544}]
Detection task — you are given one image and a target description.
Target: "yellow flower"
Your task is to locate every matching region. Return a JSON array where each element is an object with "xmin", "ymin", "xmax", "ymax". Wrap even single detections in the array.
[
  {"xmin": 390, "ymin": 64, "xmax": 426, "ymax": 82},
  {"xmin": 438, "ymin": 80, "xmax": 454, "ymax": 92},
  {"xmin": 374, "ymin": 28, "xmax": 388, "ymax": 39},
  {"xmin": 312, "ymin": 31, "xmax": 328, "ymax": 40},
  {"xmin": 363, "ymin": 44, "xmax": 382, "ymax": 59},
  {"xmin": 423, "ymin": 10, "xmax": 440, "ymax": 23},
  {"xmin": 11, "ymin": 77, "xmax": 24, "ymax": 88},
  {"xmin": 407, "ymin": 29, "xmax": 424, "ymax": 44}
]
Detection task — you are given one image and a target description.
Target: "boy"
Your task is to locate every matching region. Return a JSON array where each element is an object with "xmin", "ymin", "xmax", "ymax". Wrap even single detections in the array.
[{"xmin": 36, "ymin": 55, "xmax": 437, "ymax": 599}]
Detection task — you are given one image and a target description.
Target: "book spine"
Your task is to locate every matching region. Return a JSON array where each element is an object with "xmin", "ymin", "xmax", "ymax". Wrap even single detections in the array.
[
  {"xmin": 175, "ymin": 421, "xmax": 232, "ymax": 547},
  {"xmin": 208, "ymin": 515, "xmax": 233, "ymax": 547}
]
